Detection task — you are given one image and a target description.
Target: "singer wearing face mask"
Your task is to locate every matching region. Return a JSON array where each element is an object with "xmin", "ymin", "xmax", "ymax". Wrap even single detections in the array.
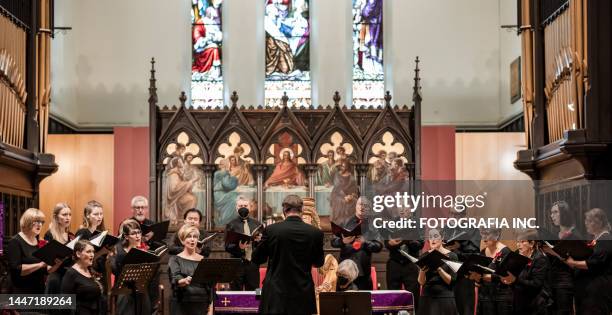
[{"xmin": 225, "ymin": 195, "xmax": 263, "ymax": 290}]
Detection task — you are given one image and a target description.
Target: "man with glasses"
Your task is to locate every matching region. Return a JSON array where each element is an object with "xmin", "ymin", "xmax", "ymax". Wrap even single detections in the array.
[{"xmin": 129, "ymin": 195, "xmax": 162, "ymax": 310}]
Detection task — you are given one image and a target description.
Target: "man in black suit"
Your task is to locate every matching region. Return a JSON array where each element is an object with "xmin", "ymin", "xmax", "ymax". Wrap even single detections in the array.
[
  {"xmin": 252, "ymin": 195, "xmax": 325, "ymax": 315},
  {"xmin": 225, "ymin": 195, "xmax": 263, "ymax": 290}
]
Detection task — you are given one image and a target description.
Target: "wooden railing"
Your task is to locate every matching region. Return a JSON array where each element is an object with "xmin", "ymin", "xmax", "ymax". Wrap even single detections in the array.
[{"xmin": 0, "ymin": 13, "xmax": 27, "ymax": 148}]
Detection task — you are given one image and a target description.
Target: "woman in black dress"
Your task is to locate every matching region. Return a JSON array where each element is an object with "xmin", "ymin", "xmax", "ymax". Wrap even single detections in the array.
[
  {"xmin": 75, "ymin": 200, "xmax": 110, "ymax": 294},
  {"xmin": 417, "ymin": 228, "xmax": 458, "ymax": 315},
  {"xmin": 565, "ymin": 208, "xmax": 612, "ymax": 315},
  {"xmin": 111, "ymin": 219, "xmax": 151, "ymax": 315},
  {"xmin": 61, "ymin": 240, "xmax": 103, "ymax": 315},
  {"xmin": 168, "ymin": 224, "xmax": 212, "ymax": 315},
  {"xmin": 542, "ymin": 201, "xmax": 580, "ymax": 315},
  {"xmin": 503, "ymin": 229, "xmax": 551, "ymax": 315},
  {"xmin": 6, "ymin": 208, "xmax": 56, "ymax": 294},
  {"xmin": 44, "ymin": 202, "xmax": 76, "ymax": 295},
  {"xmin": 469, "ymin": 228, "xmax": 513, "ymax": 315}
]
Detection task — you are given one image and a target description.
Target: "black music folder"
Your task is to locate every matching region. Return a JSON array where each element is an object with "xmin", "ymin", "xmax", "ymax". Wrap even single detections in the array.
[
  {"xmin": 225, "ymin": 225, "xmax": 263, "ymax": 244},
  {"xmin": 443, "ymin": 254, "xmax": 493, "ymax": 277},
  {"xmin": 414, "ymin": 249, "xmax": 451, "ymax": 270},
  {"xmin": 140, "ymin": 220, "xmax": 170, "ymax": 243},
  {"xmin": 544, "ymin": 240, "xmax": 593, "ymax": 260},
  {"xmin": 123, "ymin": 247, "xmax": 166, "ymax": 265},
  {"xmin": 477, "ymin": 251, "xmax": 530, "ymax": 276},
  {"xmin": 90, "ymin": 230, "xmax": 120, "ymax": 249},
  {"xmin": 319, "ymin": 292, "xmax": 372, "ymax": 315},
  {"xmin": 331, "ymin": 221, "xmax": 362, "ymax": 238},
  {"xmin": 33, "ymin": 236, "xmax": 80, "ymax": 266}
]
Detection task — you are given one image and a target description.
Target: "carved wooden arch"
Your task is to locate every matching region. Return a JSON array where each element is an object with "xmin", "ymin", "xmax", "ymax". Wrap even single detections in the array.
[
  {"xmin": 157, "ymin": 103, "xmax": 210, "ymax": 162},
  {"xmin": 260, "ymin": 127, "xmax": 312, "ymax": 164},
  {"xmin": 311, "ymin": 127, "xmax": 363, "ymax": 164},
  {"xmin": 362, "ymin": 127, "xmax": 414, "ymax": 163},
  {"xmin": 362, "ymin": 103, "xmax": 414, "ymax": 146},
  {"xmin": 260, "ymin": 106, "xmax": 310, "ymax": 148},
  {"xmin": 158, "ymin": 127, "xmax": 209, "ymax": 164},
  {"xmin": 209, "ymin": 126, "xmax": 260, "ymax": 164},
  {"xmin": 209, "ymin": 103, "xmax": 262, "ymax": 148}
]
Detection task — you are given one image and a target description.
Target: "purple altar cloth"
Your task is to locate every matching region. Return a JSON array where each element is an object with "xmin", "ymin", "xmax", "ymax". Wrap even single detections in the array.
[{"xmin": 214, "ymin": 290, "xmax": 414, "ymax": 314}]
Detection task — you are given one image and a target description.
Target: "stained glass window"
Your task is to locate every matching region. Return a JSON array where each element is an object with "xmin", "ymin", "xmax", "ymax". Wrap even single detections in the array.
[
  {"xmin": 191, "ymin": 0, "xmax": 224, "ymax": 107},
  {"xmin": 264, "ymin": 0, "xmax": 311, "ymax": 107},
  {"xmin": 352, "ymin": 0, "xmax": 384, "ymax": 107}
]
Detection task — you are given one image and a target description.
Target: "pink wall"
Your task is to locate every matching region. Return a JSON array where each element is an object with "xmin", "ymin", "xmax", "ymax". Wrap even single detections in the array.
[
  {"xmin": 421, "ymin": 126, "xmax": 456, "ymax": 180},
  {"xmin": 113, "ymin": 127, "xmax": 150, "ymax": 230}
]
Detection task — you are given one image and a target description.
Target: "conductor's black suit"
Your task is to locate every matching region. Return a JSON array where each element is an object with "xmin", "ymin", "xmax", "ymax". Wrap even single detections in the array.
[{"xmin": 252, "ymin": 216, "xmax": 325, "ymax": 315}]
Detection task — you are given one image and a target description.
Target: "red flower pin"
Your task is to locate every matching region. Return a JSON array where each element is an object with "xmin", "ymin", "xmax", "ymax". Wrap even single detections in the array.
[
  {"xmin": 526, "ymin": 259, "xmax": 533, "ymax": 267},
  {"xmin": 494, "ymin": 251, "xmax": 503, "ymax": 261},
  {"xmin": 587, "ymin": 240, "xmax": 596, "ymax": 248},
  {"xmin": 38, "ymin": 239, "xmax": 48, "ymax": 248},
  {"xmin": 137, "ymin": 242, "xmax": 149, "ymax": 250},
  {"xmin": 352, "ymin": 240, "xmax": 362, "ymax": 251}
]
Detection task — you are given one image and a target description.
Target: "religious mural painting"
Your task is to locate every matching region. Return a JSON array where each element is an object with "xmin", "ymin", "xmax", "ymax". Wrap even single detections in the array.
[
  {"xmin": 264, "ymin": 0, "xmax": 311, "ymax": 106},
  {"xmin": 213, "ymin": 132, "xmax": 256, "ymax": 227},
  {"xmin": 315, "ymin": 132, "xmax": 358, "ymax": 225},
  {"xmin": 162, "ymin": 132, "xmax": 206, "ymax": 227},
  {"xmin": 264, "ymin": 131, "xmax": 308, "ymax": 215},
  {"xmin": 192, "ymin": 0, "xmax": 224, "ymax": 107},
  {"xmin": 352, "ymin": 0, "xmax": 384, "ymax": 107},
  {"xmin": 367, "ymin": 131, "xmax": 410, "ymax": 196}
]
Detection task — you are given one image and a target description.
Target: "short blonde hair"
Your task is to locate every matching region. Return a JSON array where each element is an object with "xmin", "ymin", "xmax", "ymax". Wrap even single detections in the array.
[
  {"xmin": 177, "ymin": 224, "xmax": 200, "ymax": 243},
  {"xmin": 20, "ymin": 208, "xmax": 45, "ymax": 232}
]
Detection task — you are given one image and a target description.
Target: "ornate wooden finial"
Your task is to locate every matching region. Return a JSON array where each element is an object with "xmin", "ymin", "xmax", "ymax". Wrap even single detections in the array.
[
  {"xmin": 179, "ymin": 91, "xmax": 187, "ymax": 107},
  {"xmin": 148, "ymin": 57, "xmax": 158, "ymax": 105},
  {"xmin": 413, "ymin": 56, "xmax": 422, "ymax": 102},
  {"xmin": 384, "ymin": 91, "xmax": 392, "ymax": 106},
  {"xmin": 333, "ymin": 91, "xmax": 341, "ymax": 107},
  {"xmin": 281, "ymin": 92, "xmax": 289, "ymax": 107},
  {"xmin": 231, "ymin": 91, "xmax": 239, "ymax": 107}
]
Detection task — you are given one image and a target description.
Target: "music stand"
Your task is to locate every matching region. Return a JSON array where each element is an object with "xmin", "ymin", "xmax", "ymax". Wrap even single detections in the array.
[
  {"xmin": 191, "ymin": 258, "xmax": 243, "ymax": 284},
  {"xmin": 111, "ymin": 262, "xmax": 160, "ymax": 315},
  {"xmin": 191, "ymin": 258, "xmax": 242, "ymax": 313},
  {"xmin": 319, "ymin": 292, "xmax": 372, "ymax": 315}
]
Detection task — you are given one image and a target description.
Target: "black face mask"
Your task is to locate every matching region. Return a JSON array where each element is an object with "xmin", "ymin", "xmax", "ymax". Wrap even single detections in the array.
[
  {"xmin": 337, "ymin": 276, "xmax": 351, "ymax": 289},
  {"xmin": 238, "ymin": 207, "xmax": 249, "ymax": 219}
]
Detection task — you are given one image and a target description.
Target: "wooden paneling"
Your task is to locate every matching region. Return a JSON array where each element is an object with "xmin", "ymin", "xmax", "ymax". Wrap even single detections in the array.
[
  {"xmin": 456, "ymin": 132, "xmax": 530, "ymax": 180},
  {"xmin": 39, "ymin": 135, "xmax": 114, "ymax": 234}
]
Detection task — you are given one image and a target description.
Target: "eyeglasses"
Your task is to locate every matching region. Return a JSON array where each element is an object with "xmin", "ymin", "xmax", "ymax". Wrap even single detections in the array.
[
  {"xmin": 129, "ymin": 230, "xmax": 142, "ymax": 236},
  {"xmin": 133, "ymin": 206, "xmax": 148, "ymax": 210},
  {"xmin": 32, "ymin": 220, "xmax": 45, "ymax": 226}
]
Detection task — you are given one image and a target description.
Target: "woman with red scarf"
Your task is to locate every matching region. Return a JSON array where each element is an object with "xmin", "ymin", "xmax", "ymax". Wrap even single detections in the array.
[
  {"xmin": 7, "ymin": 208, "xmax": 60, "ymax": 294},
  {"xmin": 565, "ymin": 208, "xmax": 612, "ymax": 314}
]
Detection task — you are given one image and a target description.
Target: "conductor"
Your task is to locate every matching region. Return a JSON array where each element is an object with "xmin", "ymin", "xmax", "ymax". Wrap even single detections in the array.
[{"xmin": 252, "ymin": 195, "xmax": 325, "ymax": 315}]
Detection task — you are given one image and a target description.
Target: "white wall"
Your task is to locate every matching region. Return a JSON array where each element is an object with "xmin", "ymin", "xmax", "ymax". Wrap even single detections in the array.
[
  {"xmin": 51, "ymin": 0, "xmax": 521, "ymax": 127},
  {"xmin": 498, "ymin": 0, "xmax": 523, "ymax": 121}
]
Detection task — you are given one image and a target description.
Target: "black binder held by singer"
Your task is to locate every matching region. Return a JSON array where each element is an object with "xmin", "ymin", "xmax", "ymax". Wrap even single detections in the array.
[
  {"xmin": 225, "ymin": 225, "xmax": 263, "ymax": 244},
  {"xmin": 33, "ymin": 236, "xmax": 81, "ymax": 266},
  {"xmin": 477, "ymin": 251, "xmax": 530, "ymax": 277},
  {"xmin": 331, "ymin": 222, "xmax": 362, "ymax": 238},
  {"xmin": 140, "ymin": 220, "xmax": 170, "ymax": 243}
]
